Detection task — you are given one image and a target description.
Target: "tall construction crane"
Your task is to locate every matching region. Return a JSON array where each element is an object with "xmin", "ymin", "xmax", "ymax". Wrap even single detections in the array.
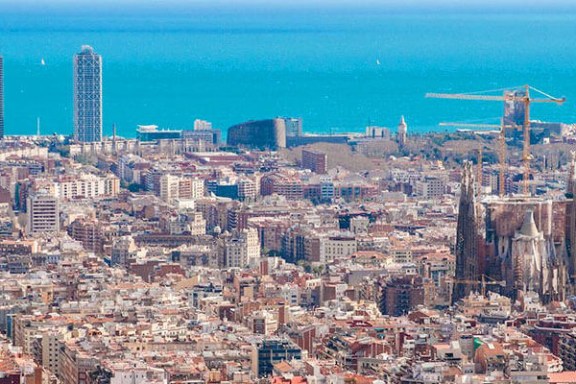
[
  {"xmin": 498, "ymin": 120, "xmax": 506, "ymax": 197},
  {"xmin": 476, "ymin": 144, "xmax": 483, "ymax": 192},
  {"xmin": 427, "ymin": 85, "xmax": 565, "ymax": 194}
]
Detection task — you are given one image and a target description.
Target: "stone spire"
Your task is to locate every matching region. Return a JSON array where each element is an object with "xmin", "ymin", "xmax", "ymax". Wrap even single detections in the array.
[
  {"xmin": 519, "ymin": 210, "xmax": 539, "ymax": 238},
  {"xmin": 453, "ymin": 161, "xmax": 480, "ymax": 303},
  {"xmin": 510, "ymin": 209, "xmax": 547, "ymax": 299}
]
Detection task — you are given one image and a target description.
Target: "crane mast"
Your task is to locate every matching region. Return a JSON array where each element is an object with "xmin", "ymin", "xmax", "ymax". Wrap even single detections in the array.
[
  {"xmin": 477, "ymin": 144, "xmax": 483, "ymax": 192},
  {"xmin": 522, "ymin": 85, "xmax": 531, "ymax": 194},
  {"xmin": 499, "ymin": 121, "xmax": 506, "ymax": 198}
]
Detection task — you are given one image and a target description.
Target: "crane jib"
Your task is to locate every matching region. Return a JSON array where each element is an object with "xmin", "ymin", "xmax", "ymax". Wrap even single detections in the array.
[{"xmin": 425, "ymin": 93, "xmax": 565, "ymax": 103}]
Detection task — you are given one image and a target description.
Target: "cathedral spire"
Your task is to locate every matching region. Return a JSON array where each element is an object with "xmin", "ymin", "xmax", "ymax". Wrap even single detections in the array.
[
  {"xmin": 453, "ymin": 161, "xmax": 480, "ymax": 303},
  {"xmin": 461, "ymin": 160, "xmax": 476, "ymax": 202},
  {"xmin": 518, "ymin": 210, "xmax": 539, "ymax": 238}
]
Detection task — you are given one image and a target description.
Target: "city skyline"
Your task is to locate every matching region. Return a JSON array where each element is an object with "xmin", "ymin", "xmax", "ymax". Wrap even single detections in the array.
[
  {"xmin": 0, "ymin": 1, "xmax": 575, "ymax": 383},
  {"xmin": 1, "ymin": 4, "xmax": 575, "ymax": 138}
]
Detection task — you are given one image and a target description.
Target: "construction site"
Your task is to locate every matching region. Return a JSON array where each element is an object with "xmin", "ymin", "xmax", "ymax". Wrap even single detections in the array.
[{"xmin": 429, "ymin": 85, "xmax": 576, "ymax": 305}]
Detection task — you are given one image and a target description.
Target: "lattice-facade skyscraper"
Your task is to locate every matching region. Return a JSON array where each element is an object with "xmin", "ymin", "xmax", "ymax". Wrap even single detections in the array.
[
  {"xmin": 568, "ymin": 152, "xmax": 576, "ymax": 284},
  {"xmin": 73, "ymin": 45, "xmax": 102, "ymax": 142},
  {"xmin": 0, "ymin": 55, "xmax": 4, "ymax": 139}
]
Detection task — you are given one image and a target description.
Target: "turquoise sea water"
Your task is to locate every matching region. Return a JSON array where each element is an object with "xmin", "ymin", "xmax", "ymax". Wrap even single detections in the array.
[{"xmin": 1, "ymin": 5, "xmax": 576, "ymax": 137}]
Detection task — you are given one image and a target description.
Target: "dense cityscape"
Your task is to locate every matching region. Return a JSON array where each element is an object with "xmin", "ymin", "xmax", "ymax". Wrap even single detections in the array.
[{"xmin": 0, "ymin": 31, "xmax": 576, "ymax": 384}]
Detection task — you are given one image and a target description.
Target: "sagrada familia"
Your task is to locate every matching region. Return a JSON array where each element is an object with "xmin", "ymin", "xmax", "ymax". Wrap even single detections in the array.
[{"xmin": 453, "ymin": 153, "xmax": 576, "ymax": 304}]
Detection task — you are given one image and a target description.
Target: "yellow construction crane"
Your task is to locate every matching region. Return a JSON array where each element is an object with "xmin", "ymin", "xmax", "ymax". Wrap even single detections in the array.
[
  {"xmin": 455, "ymin": 275, "xmax": 506, "ymax": 297},
  {"xmin": 477, "ymin": 144, "xmax": 483, "ymax": 192},
  {"xmin": 498, "ymin": 120, "xmax": 506, "ymax": 198},
  {"xmin": 427, "ymin": 85, "xmax": 565, "ymax": 194}
]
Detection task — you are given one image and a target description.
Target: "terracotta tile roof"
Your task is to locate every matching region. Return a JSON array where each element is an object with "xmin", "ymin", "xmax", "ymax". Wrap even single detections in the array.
[
  {"xmin": 549, "ymin": 371, "xmax": 576, "ymax": 383},
  {"xmin": 273, "ymin": 361, "xmax": 293, "ymax": 373}
]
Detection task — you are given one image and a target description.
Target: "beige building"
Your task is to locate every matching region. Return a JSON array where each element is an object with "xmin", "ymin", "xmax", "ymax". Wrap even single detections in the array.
[
  {"xmin": 55, "ymin": 174, "xmax": 120, "ymax": 200},
  {"xmin": 27, "ymin": 190, "xmax": 60, "ymax": 235},
  {"xmin": 321, "ymin": 235, "xmax": 357, "ymax": 264},
  {"xmin": 225, "ymin": 228, "xmax": 260, "ymax": 268},
  {"xmin": 160, "ymin": 174, "xmax": 204, "ymax": 203},
  {"xmin": 111, "ymin": 236, "xmax": 137, "ymax": 266},
  {"xmin": 41, "ymin": 332, "xmax": 62, "ymax": 377}
]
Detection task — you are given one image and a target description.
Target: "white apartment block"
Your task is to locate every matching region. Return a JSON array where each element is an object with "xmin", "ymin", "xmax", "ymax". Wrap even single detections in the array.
[
  {"xmin": 54, "ymin": 174, "xmax": 120, "ymax": 200},
  {"xmin": 160, "ymin": 174, "xmax": 180, "ymax": 203},
  {"xmin": 160, "ymin": 174, "xmax": 204, "ymax": 203}
]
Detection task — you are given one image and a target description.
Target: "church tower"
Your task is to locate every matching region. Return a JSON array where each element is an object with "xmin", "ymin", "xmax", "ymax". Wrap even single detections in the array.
[{"xmin": 453, "ymin": 161, "xmax": 481, "ymax": 303}]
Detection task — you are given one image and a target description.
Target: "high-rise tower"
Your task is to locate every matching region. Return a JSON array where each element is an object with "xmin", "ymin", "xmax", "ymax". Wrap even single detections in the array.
[
  {"xmin": 503, "ymin": 89, "xmax": 527, "ymax": 127},
  {"xmin": 73, "ymin": 45, "xmax": 102, "ymax": 142},
  {"xmin": 0, "ymin": 55, "xmax": 4, "ymax": 139},
  {"xmin": 453, "ymin": 161, "xmax": 480, "ymax": 303},
  {"xmin": 568, "ymin": 152, "xmax": 576, "ymax": 283}
]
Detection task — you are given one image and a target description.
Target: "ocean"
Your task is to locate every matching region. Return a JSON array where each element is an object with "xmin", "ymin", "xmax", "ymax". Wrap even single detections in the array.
[{"xmin": 1, "ymin": 4, "xmax": 576, "ymax": 138}]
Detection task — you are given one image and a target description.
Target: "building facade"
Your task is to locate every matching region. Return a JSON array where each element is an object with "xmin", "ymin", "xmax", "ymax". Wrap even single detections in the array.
[
  {"xmin": 225, "ymin": 228, "xmax": 260, "ymax": 268},
  {"xmin": 252, "ymin": 339, "xmax": 302, "ymax": 378},
  {"xmin": 227, "ymin": 119, "xmax": 286, "ymax": 150},
  {"xmin": 55, "ymin": 174, "xmax": 120, "ymax": 200},
  {"xmin": 415, "ymin": 176, "xmax": 445, "ymax": 199},
  {"xmin": 160, "ymin": 174, "xmax": 204, "ymax": 203},
  {"xmin": 73, "ymin": 45, "xmax": 102, "ymax": 142},
  {"xmin": 27, "ymin": 191, "xmax": 60, "ymax": 235},
  {"xmin": 283, "ymin": 117, "xmax": 303, "ymax": 137},
  {"xmin": 137, "ymin": 125, "xmax": 181, "ymax": 142},
  {"xmin": 365, "ymin": 126, "xmax": 391, "ymax": 140},
  {"xmin": 302, "ymin": 149, "xmax": 328, "ymax": 174},
  {"xmin": 380, "ymin": 275, "xmax": 425, "ymax": 316}
]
